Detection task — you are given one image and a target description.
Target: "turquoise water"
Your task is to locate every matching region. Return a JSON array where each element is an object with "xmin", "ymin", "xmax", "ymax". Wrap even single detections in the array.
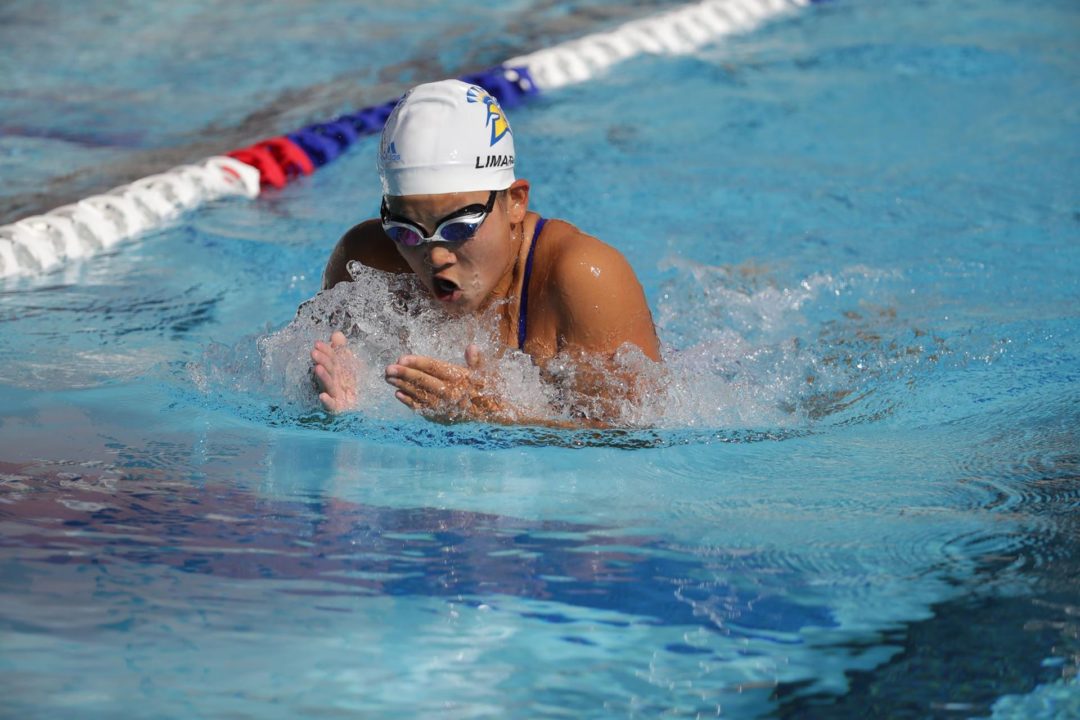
[{"xmin": 1, "ymin": 0, "xmax": 1079, "ymax": 717}]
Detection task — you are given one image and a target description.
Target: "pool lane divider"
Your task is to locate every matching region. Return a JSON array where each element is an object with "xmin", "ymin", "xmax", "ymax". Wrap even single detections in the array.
[{"xmin": 0, "ymin": 0, "xmax": 821, "ymax": 280}]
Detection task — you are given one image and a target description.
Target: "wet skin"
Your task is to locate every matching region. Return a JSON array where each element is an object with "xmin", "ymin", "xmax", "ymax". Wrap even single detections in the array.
[{"xmin": 312, "ymin": 179, "xmax": 662, "ymax": 425}]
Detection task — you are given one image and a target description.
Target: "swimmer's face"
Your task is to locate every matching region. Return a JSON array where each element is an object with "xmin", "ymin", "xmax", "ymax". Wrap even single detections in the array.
[{"xmin": 384, "ymin": 189, "xmax": 519, "ymax": 314}]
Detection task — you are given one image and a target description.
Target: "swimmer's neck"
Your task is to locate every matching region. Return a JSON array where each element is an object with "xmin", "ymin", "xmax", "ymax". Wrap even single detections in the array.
[{"xmin": 476, "ymin": 221, "xmax": 530, "ymax": 330}]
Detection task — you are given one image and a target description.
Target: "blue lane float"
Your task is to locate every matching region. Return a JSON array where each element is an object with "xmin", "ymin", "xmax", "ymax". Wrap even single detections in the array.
[{"xmin": 0, "ymin": 0, "xmax": 816, "ymax": 279}]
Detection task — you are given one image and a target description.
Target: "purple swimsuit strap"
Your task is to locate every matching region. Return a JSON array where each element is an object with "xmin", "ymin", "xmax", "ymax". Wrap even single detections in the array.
[{"xmin": 518, "ymin": 217, "xmax": 546, "ymax": 350}]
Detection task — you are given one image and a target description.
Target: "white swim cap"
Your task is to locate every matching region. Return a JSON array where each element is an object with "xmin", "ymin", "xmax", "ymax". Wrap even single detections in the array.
[{"xmin": 378, "ymin": 79, "xmax": 516, "ymax": 196}]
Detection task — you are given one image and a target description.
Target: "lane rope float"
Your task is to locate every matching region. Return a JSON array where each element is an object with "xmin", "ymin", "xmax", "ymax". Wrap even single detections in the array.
[{"xmin": 0, "ymin": 0, "xmax": 821, "ymax": 279}]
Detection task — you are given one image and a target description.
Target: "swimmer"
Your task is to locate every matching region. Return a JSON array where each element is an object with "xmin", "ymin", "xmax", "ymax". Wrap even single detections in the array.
[{"xmin": 311, "ymin": 79, "xmax": 661, "ymax": 425}]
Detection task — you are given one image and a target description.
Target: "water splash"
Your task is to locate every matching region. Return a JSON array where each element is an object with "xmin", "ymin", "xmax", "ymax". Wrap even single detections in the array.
[
  {"xmin": 654, "ymin": 257, "xmax": 946, "ymax": 430},
  {"xmin": 191, "ymin": 259, "xmax": 956, "ymax": 444}
]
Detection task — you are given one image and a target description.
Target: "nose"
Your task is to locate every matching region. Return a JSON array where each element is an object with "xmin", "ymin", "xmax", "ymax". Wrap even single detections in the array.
[{"xmin": 426, "ymin": 244, "xmax": 456, "ymax": 267}]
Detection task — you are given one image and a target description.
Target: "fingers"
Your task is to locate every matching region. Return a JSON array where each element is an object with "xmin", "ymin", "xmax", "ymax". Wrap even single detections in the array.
[
  {"xmin": 393, "ymin": 389, "xmax": 419, "ymax": 411},
  {"xmin": 311, "ymin": 334, "xmax": 359, "ymax": 414},
  {"xmin": 384, "ymin": 354, "xmax": 477, "ymax": 420},
  {"xmin": 311, "ymin": 344, "xmax": 342, "ymax": 392},
  {"xmin": 311, "ymin": 332, "xmax": 351, "ymax": 373},
  {"xmin": 383, "ymin": 351, "xmax": 503, "ymax": 422},
  {"xmin": 388, "ymin": 375, "xmax": 438, "ymax": 416},
  {"xmin": 311, "ymin": 342, "xmax": 336, "ymax": 375},
  {"xmin": 385, "ymin": 363, "xmax": 459, "ymax": 400},
  {"xmin": 320, "ymin": 391, "xmax": 345, "ymax": 413},
  {"xmin": 321, "ymin": 390, "xmax": 355, "ymax": 414},
  {"xmin": 315, "ymin": 364, "xmax": 354, "ymax": 412},
  {"xmin": 391, "ymin": 354, "xmax": 465, "ymax": 383},
  {"xmin": 465, "ymin": 343, "xmax": 483, "ymax": 370},
  {"xmin": 313, "ymin": 361, "xmax": 343, "ymax": 398}
]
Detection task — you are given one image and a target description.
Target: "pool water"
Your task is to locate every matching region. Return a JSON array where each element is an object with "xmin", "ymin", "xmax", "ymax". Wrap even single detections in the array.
[{"xmin": 2, "ymin": 0, "xmax": 1079, "ymax": 717}]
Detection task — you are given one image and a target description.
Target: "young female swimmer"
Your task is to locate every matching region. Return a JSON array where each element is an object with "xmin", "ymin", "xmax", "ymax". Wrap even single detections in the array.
[{"xmin": 311, "ymin": 79, "xmax": 661, "ymax": 425}]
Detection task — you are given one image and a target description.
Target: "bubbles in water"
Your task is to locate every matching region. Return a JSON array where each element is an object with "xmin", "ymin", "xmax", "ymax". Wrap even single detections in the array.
[
  {"xmin": 652, "ymin": 256, "xmax": 941, "ymax": 431},
  {"xmin": 196, "ymin": 263, "xmax": 559, "ymax": 426}
]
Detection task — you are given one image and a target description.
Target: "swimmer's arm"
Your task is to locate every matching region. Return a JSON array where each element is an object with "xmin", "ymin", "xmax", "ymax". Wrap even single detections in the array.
[
  {"xmin": 322, "ymin": 219, "xmax": 411, "ymax": 290},
  {"xmin": 548, "ymin": 240, "xmax": 663, "ymax": 422},
  {"xmin": 553, "ymin": 241, "xmax": 662, "ymax": 362},
  {"xmin": 386, "ymin": 244, "xmax": 663, "ymax": 428}
]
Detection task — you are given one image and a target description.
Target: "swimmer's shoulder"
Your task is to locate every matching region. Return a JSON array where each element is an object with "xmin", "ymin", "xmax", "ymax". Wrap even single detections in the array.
[
  {"xmin": 535, "ymin": 216, "xmax": 661, "ymax": 360},
  {"xmin": 323, "ymin": 219, "xmax": 411, "ymax": 290},
  {"xmin": 535, "ymin": 217, "xmax": 640, "ymax": 295}
]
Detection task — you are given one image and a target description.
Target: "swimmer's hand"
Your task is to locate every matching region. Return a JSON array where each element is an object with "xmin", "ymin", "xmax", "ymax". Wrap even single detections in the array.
[
  {"xmin": 311, "ymin": 331, "xmax": 362, "ymax": 414},
  {"xmin": 385, "ymin": 345, "xmax": 510, "ymax": 424}
]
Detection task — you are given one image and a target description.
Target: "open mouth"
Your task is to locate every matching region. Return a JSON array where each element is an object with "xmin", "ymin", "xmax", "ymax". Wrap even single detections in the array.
[{"xmin": 432, "ymin": 275, "xmax": 461, "ymax": 300}]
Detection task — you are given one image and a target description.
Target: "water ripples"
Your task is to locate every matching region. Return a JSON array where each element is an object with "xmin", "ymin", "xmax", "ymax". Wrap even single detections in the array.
[
  {"xmin": 0, "ymin": 280, "xmax": 226, "ymax": 390},
  {"xmin": 1, "ymin": 460, "xmax": 841, "ymax": 640}
]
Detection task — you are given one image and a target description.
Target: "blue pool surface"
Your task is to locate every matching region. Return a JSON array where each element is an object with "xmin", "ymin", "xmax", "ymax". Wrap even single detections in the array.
[{"xmin": 1, "ymin": 0, "xmax": 1079, "ymax": 717}]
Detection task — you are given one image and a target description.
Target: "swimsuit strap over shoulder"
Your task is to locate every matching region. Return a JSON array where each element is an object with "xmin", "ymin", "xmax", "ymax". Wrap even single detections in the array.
[{"xmin": 518, "ymin": 217, "xmax": 546, "ymax": 350}]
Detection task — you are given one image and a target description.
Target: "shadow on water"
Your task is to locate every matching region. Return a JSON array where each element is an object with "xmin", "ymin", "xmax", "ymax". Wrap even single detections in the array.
[
  {"xmin": 771, "ymin": 461, "xmax": 1080, "ymax": 718},
  {"xmin": 266, "ymin": 410, "xmax": 813, "ymax": 450},
  {"xmin": 0, "ymin": 459, "xmax": 836, "ymax": 642}
]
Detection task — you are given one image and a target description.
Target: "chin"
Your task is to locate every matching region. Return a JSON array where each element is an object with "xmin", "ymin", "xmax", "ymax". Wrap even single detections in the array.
[
  {"xmin": 456, "ymin": 298, "xmax": 484, "ymax": 314},
  {"xmin": 432, "ymin": 291, "xmax": 474, "ymax": 314}
]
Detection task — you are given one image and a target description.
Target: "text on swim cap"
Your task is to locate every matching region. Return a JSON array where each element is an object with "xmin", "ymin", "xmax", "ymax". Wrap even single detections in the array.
[{"xmin": 475, "ymin": 154, "xmax": 514, "ymax": 169}]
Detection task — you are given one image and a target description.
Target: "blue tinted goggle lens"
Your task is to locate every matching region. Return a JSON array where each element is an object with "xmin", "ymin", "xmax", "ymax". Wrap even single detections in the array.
[
  {"xmin": 382, "ymin": 218, "xmax": 483, "ymax": 246},
  {"xmin": 384, "ymin": 224, "xmax": 422, "ymax": 246},
  {"xmin": 439, "ymin": 220, "xmax": 482, "ymax": 242}
]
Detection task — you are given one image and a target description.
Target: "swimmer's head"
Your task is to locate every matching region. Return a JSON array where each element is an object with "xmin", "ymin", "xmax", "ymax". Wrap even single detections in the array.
[{"xmin": 378, "ymin": 79, "xmax": 516, "ymax": 196}]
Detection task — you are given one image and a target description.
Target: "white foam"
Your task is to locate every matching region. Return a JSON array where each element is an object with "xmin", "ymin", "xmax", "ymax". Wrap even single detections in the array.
[
  {"xmin": 256, "ymin": 264, "xmax": 558, "ymax": 421},
  {"xmin": 230, "ymin": 259, "xmax": 925, "ymax": 433}
]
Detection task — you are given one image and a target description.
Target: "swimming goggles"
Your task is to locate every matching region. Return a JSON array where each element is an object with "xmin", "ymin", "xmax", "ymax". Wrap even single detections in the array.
[{"xmin": 380, "ymin": 190, "xmax": 497, "ymax": 247}]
